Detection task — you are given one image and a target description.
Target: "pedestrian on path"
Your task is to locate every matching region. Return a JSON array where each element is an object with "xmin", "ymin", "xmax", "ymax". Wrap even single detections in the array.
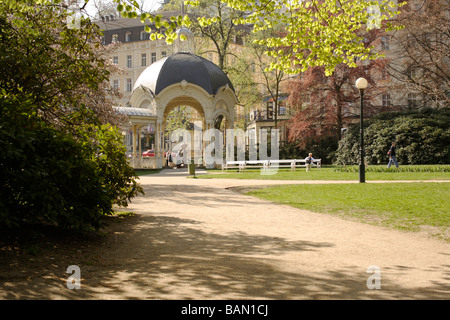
[{"xmin": 387, "ymin": 141, "xmax": 399, "ymax": 169}]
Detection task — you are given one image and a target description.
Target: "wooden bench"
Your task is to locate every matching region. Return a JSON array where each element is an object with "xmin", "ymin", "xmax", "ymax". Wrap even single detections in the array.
[
  {"xmin": 242, "ymin": 160, "xmax": 269, "ymax": 171},
  {"xmin": 222, "ymin": 160, "xmax": 246, "ymax": 171},
  {"xmin": 222, "ymin": 159, "xmax": 321, "ymax": 171},
  {"xmin": 275, "ymin": 159, "xmax": 321, "ymax": 171}
]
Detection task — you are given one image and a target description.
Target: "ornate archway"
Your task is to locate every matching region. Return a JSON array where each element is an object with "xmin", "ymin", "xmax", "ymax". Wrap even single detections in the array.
[{"xmin": 126, "ymin": 43, "xmax": 237, "ymax": 169}]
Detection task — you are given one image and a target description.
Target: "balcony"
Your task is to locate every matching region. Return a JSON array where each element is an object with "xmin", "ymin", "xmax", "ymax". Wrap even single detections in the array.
[{"xmin": 249, "ymin": 108, "xmax": 291, "ymax": 122}]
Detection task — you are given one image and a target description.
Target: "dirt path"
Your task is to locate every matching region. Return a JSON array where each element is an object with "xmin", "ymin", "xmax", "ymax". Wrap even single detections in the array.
[{"xmin": 1, "ymin": 169, "xmax": 449, "ymax": 299}]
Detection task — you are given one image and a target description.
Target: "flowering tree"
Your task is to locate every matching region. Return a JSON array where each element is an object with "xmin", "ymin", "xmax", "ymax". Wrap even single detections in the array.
[{"xmin": 286, "ymin": 29, "xmax": 392, "ymax": 147}]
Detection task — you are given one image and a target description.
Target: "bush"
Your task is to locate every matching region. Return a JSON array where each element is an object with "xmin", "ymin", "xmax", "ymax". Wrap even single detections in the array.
[
  {"xmin": 0, "ymin": 96, "xmax": 143, "ymax": 230},
  {"xmin": 335, "ymin": 108, "xmax": 450, "ymax": 165},
  {"xmin": 334, "ymin": 165, "xmax": 450, "ymax": 172},
  {"xmin": 280, "ymin": 136, "xmax": 339, "ymax": 164}
]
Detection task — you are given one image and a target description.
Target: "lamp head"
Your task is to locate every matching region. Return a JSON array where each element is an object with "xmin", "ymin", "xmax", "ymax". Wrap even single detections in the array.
[{"xmin": 355, "ymin": 77, "xmax": 368, "ymax": 90}]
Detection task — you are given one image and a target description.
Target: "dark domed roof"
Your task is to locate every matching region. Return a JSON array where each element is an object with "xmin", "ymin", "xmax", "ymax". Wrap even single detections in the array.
[{"xmin": 133, "ymin": 52, "xmax": 234, "ymax": 96}]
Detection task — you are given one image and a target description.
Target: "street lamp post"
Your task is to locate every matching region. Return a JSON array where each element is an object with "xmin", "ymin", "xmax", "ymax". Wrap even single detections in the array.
[{"xmin": 355, "ymin": 77, "xmax": 368, "ymax": 183}]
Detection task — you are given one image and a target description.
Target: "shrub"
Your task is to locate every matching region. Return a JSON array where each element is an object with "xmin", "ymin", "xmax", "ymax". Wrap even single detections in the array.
[
  {"xmin": 280, "ymin": 136, "xmax": 339, "ymax": 164},
  {"xmin": 335, "ymin": 108, "xmax": 450, "ymax": 165},
  {"xmin": 0, "ymin": 96, "xmax": 143, "ymax": 230}
]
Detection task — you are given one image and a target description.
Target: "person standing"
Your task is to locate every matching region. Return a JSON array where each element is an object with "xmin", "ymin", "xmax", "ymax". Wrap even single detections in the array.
[
  {"xmin": 387, "ymin": 142, "xmax": 399, "ymax": 169},
  {"xmin": 165, "ymin": 150, "xmax": 170, "ymax": 167}
]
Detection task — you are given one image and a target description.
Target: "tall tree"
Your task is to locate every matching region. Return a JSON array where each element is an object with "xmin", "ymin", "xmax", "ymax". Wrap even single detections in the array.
[
  {"xmin": 387, "ymin": 0, "xmax": 449, "ymax": 108},
  {"xmin": 107, "ymin": 0, "xmax": 404, "ymax": 76},
  {"xmin": 217, "ymin": 0, "xmax": 404, "ymax": 76},
  {"xmin": 0, "ymin": 0, "xmax": 124, "ymax": 130},
  {"xmin": 162, "ymin": 0, "xmax": 247, "ymax": 73},
  {"xmin": 287, "ymin": 29, "xmax": 391, "ymax": 147},
  {"xmin": 162, "ymin": 0, "xmax": 260, "ymax": 131},
  {"xmin": 0, "ymin": 0, "xmax": 142, "ymax": 229},
  {"xmin": 248, "ymin": 30, "xmax": 291, "ymax": 130}
]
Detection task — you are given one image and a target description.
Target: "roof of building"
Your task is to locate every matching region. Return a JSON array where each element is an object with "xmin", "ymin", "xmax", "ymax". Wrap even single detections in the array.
[
  {"xmin": 94, "ymin": 11, "xmax": 187, "ymax": 32},
  {"xmin": 114, "ymin": 106, "xmax": 154, "ymax": 117},
  {"xmin": 133, "ymin": 52, "xmax": 234, "ymax": 96}
]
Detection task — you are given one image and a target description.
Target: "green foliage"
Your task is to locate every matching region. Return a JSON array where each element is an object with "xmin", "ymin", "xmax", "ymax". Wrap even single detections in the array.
[
  {"xmin": 114, "ymin": 0, "xmax": 404, "ymax": 75},
  {"xmin": 164, "ymin": 106, "xmax": 193, "ymax": 136},
  {"xmin": 0, "ymin": 1, "xmax": 110, "ymax": 116},
  {"xmin": 220, "ymin": 0, "xmax": 404, "ymax": 75},
  {"xmin": 0, "ymin": 1, "xmax": 143, "ymax": 230},
  {"xmin": 335, "ymin": 108, "xmax": 450, "ymax": 165},
  {"xmin": 77, "ymin": 124, "xmax": 144, "ymax": 209},
  {"xmin": 0, "ymin": 95, "xmax": 143, "ymax": 230},
  {"xmin": 334, "ymin": 165, "xmax": 450, "ymax": 173},
  {"xmin": 280, "ymin": 136, "xmax": 339, "ymax": 164}
]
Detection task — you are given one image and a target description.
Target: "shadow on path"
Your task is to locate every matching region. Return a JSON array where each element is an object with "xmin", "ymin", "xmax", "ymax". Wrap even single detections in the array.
[{"xmin": 1, "ymin": 212, "xmax": 449, "ymax": 299}]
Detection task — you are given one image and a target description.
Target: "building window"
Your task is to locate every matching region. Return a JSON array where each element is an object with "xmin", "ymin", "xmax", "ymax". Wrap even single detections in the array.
[
  {"xmin": 411, "ymin": 0, "xmax": 424, "ymax": 13},
  {"xmin": 406, "ymin": 34, "xmax": 414, "ymax": 47},
  {"xmin": 435, "ymin": 32, "xmax": 444, "ymax": 48},
  {"xmin": 409, "ymin": 66, "xmax": 418, "ymax": 80},
  {"xmin": 422, "ymin": 32, "xmax": 431, "ymax": 46},
  {"xmin": 126, "ymin": 78, "xmax": 133, "ymax": 92},
  {"xmin": 161, "ymin": 51, "xmax": 167, "ymax": 58},
  {"xmin": 408, "ymin": 93, "xmax": 418, "ymax": 109},
  {"xmin": 267, "ymin": 102, "xmax": 273, "ymax": 120},
  {"xmin": 151, "ymin": 52, "xmax": 157, "ymax": 63},
  {"xmin": 382, "ymin": 94, "xmax": 391, "ymax": 107},
  {"xmin": 113, "ymin": 79, "xmax": 119, "ymax": 91},
  {"xmin": 381, "ymin": 68, "xmax": 389, "ymax": 80},
  {"xmin": 423, "ymin": 95, "xmax": 431, "ymax": 108},
  {"xmin": 127, "ymin": 55, "xmax": 132, "ymax": 68},
  {"xmin": 140, "ymin": 30, "xmax": 147, "ymax": 40},
  {"xmin": 125, "ymin": 32, "xmax": 132, "ymax": 42},
  {"xmin": 112, "ymin": 34, "xmax": 119, "ymax": 43},
  {"xmin": 381, "ymin": 36, "xmax": 389, "ymax": 50},
  {"xmin": 113, "ymin": 56, "xmax": 118, "ymax": 65},
  {"xmin": 141, "ymin": 53, "xmax": 147, "ymax": 67}
]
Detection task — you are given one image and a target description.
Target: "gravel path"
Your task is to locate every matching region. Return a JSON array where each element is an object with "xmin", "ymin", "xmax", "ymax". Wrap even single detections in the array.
[{"xmin": 1, "ymin": 168, "xmax": 449, "ymax": 299}]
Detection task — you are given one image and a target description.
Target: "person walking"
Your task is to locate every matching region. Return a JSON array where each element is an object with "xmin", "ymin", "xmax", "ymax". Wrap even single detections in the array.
[
  {"xmin": 387, "ymin": 142, "xmax": 399, "ymax": 169},
  {"xmin": 305, "ymin": 153, "xmax": 317, "ymax": 172}
]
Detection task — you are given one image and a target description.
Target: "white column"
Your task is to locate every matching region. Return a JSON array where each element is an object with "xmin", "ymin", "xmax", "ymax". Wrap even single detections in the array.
[
  {"xmin": 156, "ymin": 119, "xmax": 163, "ymax": 168},
  {"xmin": 204, "ymin": 120, "xmax": 215, "ymax": 169},
  {"xmin": 132, "ymin": 125, "xmax": 137, "ymax": 158},
  {"xmin": 138, "ymin": 125, "xmax": 142, "ymax": 158}
]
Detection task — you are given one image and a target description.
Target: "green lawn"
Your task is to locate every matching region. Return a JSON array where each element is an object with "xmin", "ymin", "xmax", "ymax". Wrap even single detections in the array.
[
  {"xmin": 246, "ymin": 182, "xmax": 450, "ymax": 241},
  {"xmin": 201, "ymin": 165, "xmax": 450, "ymax": 181},
  {"xmin": 134, "ymin": 169, "xmax": 162, "ymax": 176}
]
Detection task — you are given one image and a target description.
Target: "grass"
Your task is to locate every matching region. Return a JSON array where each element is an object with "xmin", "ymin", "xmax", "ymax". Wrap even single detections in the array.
[
  {"xmin": 114, "ymin": 211, "xmax": 136, "ymax": 217},
  {"xmin": 201, "ymin": 165, "xmax": 450, "ymax": 181},
  {"xmin": 134, "ymin": 169, "xmax": 162, "ymax": 176},
  {"xmin": 246, "ymin": 182, "xmax": 450, "ymax": 241}
]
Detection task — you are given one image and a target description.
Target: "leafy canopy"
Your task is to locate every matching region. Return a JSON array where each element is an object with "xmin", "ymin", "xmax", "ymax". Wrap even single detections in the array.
[{"xmin": 113, "ymin": 0, "xmax": 404, "ymax": 75}]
